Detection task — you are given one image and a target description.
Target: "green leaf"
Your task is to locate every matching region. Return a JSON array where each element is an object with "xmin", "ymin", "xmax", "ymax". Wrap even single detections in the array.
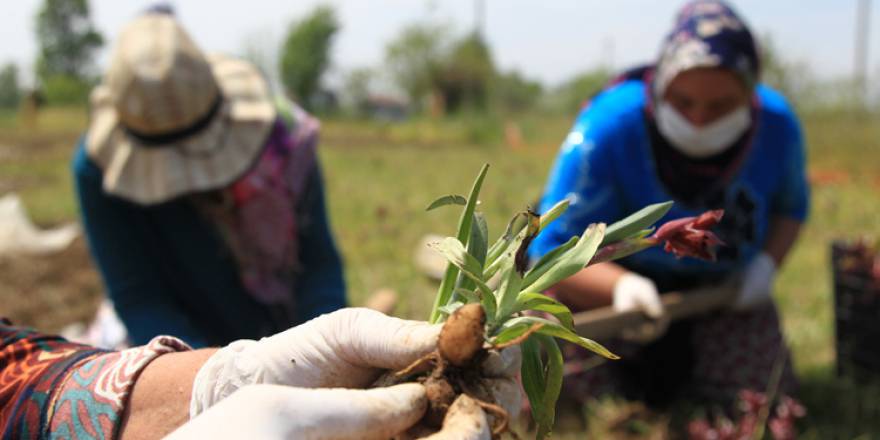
[
  {"xmin": 537, "ymin": 199, "xmax": 570, "ymax": 230},
  {"xmin": 469, "ymin": 212, "xmax": 489, "ymax": 268},
  {"xmin": 494, "ymin": 265, "xmax": 523, "ymax": 322},
  {"xmin": 484, "ymin": 199, "xmax": 572, "ymax": 280},
  {"xmin": 590, "ymin": 237, "xmax": 657, "ymax": 266},
  {"xmin": 633, "ymin": 228, "xmax": 655, "ymax": 239},
  {"xmin": 485, "ymin": 211, "xmax": 527, "ymax": 269},
  {"xmin": 455, "ymin": 164, "xmax": 489, "ymax": 252},
  {"xmin": 522, "ymin": 235, "xmax": 579, "ymax": 288},
  {"xmin": 437, "ymin": 301, "xmax": 464, "ymax": 316},
  {"xmin": 491, "ymin": 320, "xmax": 538, "ymax": 345},
  {"xmin": 431, "ymin": 238, "xmax": 482, "ymax": 277},
  {"xmin": 430, "ymin": 164, "xmax": 490, "ymax": 323},
  {"xmin": 453, "ymin": 213, "xmax": 487, "ymax": 304},
  {"xmin": 601, "ymin": 201, "xmax": 673, "ymax": 246},
  {"xmin": 483, "ymin": 249, "xmax": 511, "ymax": 281},
  {"xmin": 501, "ymin": 316, "xmax": 619, "ymax": 360},
  {"xmin": 425, "ymin": 194, "xmax": 467, "ymax": 211},
  {"xmin": 484, "ymin": 222, "xmax": 532, "ymax": 280},
  {"xmin": 479, "ymin": 288, "xmax": 497, "ymax": 327},
  {"xmin": 521, "ymin": 336, "xmax": 547, "ymax": 433},
  {"xmin": 454, "ymin": 271, "xmax": 477, "ymax": 300},
  {"xmin": 521, "ymin": 223, "xmax": 606, "ymax": 294},
  {"xmin": 429, "ymin": 238, "xmax": 493, "ymax": 297},
  {"xmin": 536, "ymin": 334, "xmax": 563, "ymax": 440},
  {"xmin": 512, "ymin": 292, "xmax": 574, "ymax": 331},
  {"xmin": 452, "ymin": 288, "xmax": 480, "ymax": 304}
]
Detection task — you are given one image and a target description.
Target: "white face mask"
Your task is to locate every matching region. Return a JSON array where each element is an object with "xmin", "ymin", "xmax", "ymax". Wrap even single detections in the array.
[{"xmin": 655, "ymin": 102, "xmax": 751, "ymax": 158}]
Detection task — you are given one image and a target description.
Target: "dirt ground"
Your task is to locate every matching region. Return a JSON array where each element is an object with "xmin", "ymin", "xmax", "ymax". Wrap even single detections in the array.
[{"xmin": 0, "ymin": 237, "xmax": 102, "ymax": 332}]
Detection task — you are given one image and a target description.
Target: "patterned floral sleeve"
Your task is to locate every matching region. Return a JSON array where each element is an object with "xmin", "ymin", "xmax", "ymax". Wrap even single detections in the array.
[{"xmin": 1, "ymin": 318, "xmax": 190, "ymax": 439}]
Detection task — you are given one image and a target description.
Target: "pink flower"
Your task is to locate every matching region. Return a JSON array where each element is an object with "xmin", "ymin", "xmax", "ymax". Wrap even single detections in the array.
[{"xmin": 653, "ymin": 210, "xmax": 725, "ymax": 261}]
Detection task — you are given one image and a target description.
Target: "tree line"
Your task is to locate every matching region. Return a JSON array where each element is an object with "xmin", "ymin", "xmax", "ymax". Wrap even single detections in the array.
[{"xmin": 0, "ymin": 1, "xmax": 871, "ymax": 115}]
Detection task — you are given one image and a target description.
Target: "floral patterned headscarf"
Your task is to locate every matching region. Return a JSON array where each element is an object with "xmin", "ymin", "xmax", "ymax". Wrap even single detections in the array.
[{"xmin": 653, "ymin": 0, "xmax": 760, "ymax": 100}]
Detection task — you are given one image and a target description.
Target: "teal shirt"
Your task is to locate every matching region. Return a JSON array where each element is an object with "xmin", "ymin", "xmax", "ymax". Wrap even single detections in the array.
[{"xmin": 73, "ymin": 140, "xmax": 346, "ymax": 347}]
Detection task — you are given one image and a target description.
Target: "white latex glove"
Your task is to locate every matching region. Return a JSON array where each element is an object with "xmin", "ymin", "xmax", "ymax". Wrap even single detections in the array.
[
  {"xmin": 190, "ymin": 308, "xmax": 521, "ymax": 426},
  {"xmin": 613, "ymin": 272, "xmax": 669, "ymax": 342},
  {"xmin": 190, "ymin": 308, "xmax": 439, "ymax": 416},
  {"xmin": 171, "ymin": 384, "xmax": 495, "ymax": 440},
  {"xmin": 170, "ymin": 384, "xmax": 425, "ymax": 439},
  {"xmin": 731, "ymin": 252, "xmax": 776, "ymax": 310}
]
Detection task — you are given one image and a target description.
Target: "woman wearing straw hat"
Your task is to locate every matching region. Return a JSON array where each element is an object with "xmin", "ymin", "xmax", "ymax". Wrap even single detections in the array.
[
  {"xmin": 73, "ymin": 11, "xmax": 346, "ymax": 348},
  {"xmin": 528, "ymin": 0, "xmax": 809, "ymax": 410}
]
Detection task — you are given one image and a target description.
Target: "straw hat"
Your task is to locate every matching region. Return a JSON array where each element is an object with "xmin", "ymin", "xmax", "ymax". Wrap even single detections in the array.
[{"xmin": 86, "ymin": 13, "xmax": 276, "ymax": 205}]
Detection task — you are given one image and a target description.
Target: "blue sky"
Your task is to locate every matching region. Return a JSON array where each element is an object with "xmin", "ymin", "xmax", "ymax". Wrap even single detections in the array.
[{"xmin": 3, "ymin": 0, "xmax": 877, "ymax": 87}]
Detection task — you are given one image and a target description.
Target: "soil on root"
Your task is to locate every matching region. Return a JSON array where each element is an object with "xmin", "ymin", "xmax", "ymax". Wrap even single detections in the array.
[{"xmin": 383, "ymin": 304, "xmax": 512, "ymax": 439}]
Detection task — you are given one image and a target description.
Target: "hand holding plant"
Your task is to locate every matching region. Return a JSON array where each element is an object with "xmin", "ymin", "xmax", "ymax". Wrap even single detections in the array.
[{"xmin": 390, "ymin": 164, "xmax": 723, "ymax": 439}]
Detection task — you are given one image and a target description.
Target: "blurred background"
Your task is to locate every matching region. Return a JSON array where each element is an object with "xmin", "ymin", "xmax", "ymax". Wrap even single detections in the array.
[{"xmin": 0, "ymin": 0, "xmax": 878, "ymax": 438}]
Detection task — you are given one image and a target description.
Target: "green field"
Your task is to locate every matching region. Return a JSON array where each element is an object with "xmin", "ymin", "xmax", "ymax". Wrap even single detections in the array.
[{"xmin": 0, "ymin": 107, "xmax": 878, "ymax": 438}]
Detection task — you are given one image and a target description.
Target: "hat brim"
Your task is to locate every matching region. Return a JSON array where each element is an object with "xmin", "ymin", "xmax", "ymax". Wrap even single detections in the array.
[{"xmin": 86, "ymin": 54, "xmax": 276, "ymax": 205}]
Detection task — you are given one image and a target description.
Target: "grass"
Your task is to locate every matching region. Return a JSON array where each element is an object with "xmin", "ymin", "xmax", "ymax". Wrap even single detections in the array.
[{"xmin": 0, "ymin": 106, "xmax": 878, "ymax": 437}]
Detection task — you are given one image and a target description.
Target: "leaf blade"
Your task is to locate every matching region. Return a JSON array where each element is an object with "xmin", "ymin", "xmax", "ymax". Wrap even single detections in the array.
[
  {"xmin": 495, "ymin": 265, "xmax": 523, "ymax": 322},
  {"xmin": 520, "ymin": 335, "xmax": 547, "ymax": 434},
  {"xmin": 501, "ymin": 316, "xmax": 619, "ymax": 360},
  {"xmin": 522, "ymin": 235, "xmax": 579, "ymax": 288},
  {"xmin": 601, "ymin": 201, "xmax": 673, "ymax": 246},
  {"xmin": 430, "ymin": 164, "xmax": 490, "ymax": 323},
  {"xmin": 512, "ymin": 292, "xmax": 574, "ymax": 331},
  {"xmin": 425, "ymin": 194, "xmax": 467, "ymax": 211},
  {"xmin": 536, "ymin": 334, "xmax": 563, "ymax": 440},
  {"xmin": 469, "ymin": 212, "xmax": 489, "ymax": 267},
  {"xmin": 521, "ymin": 223, "xmax": 606, "ymax": 294}
]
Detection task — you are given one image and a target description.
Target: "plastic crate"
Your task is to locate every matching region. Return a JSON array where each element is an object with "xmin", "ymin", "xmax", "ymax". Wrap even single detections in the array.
[{"xmin": 832, "ymin": 241, "xmax": 880, "ymax": 381}]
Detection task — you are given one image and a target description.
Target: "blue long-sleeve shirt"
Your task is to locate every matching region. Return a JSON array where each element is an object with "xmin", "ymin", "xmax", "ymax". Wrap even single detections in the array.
[
  {"xmin": 529, "ymin": 80, "xmax": 809, "ymax": 289},
  {"xmin": 73, "ymin": 141, "xmax": 346, "ymax": 347}
]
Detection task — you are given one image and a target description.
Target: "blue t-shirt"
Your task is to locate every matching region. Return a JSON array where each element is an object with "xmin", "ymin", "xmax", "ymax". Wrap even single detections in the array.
[{"xmin": 529, "ymin": 80, "xmax": 809, "ymax": 286}]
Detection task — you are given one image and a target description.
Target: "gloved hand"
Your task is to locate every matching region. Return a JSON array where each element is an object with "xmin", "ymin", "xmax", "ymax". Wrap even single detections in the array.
[
  {"xmin": 189, "ymin": 308, "xmax": 521, "ymax": 433},
  {"xmin": 613, "ymin": 272, "xmax": 669, "ymax": 343},
  {"xmin": 190, "ymin": 308, "xmax": 440, "ymax": 416},
  {"xmin": 173, "ymin": 383, "xmax": 491, "ymax": 440},
  {"xmin": 169, "ymin": 383, "xmax": 495, "ymax": 440},
  {"xmin": 731, "ymin": 252, "xmax": 776, "ymax": 310}
]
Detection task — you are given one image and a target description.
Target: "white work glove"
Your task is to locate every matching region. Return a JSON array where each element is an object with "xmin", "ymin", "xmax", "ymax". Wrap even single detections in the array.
[
  {"xmin": 613, "ymin": 272, "xmax": 669, "ymax": 343},
  {"xmin": 188, "ymin": 308, "xmax": 521, "ymax": 437},
  {"xmin": 731, "ymin": 252, "xmax": 776, "ymax": 310},
  {"xmin": 169, "ymin": 384, "xmax": 495, "ymax": 440},
  {"xmin": 170, "ymin": 383, "xmax": 427, "ymax": 439},
  {"xmin": 190, "ymin": 307, "xmax": 439, "ymax": 415}
]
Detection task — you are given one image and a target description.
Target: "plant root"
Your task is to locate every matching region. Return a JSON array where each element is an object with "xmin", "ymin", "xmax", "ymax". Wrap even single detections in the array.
[
  {"xmin": 491, "ymin": 323, "xmax": 543, "ymax": 350},
  {"xmin": 382, "ymin": 304, "xmax": 514, "ymax": 438},
  {"xmin": 471, "ymin": 396, "xmax": 510, "ymax": 438},
  {"xmin": 438, "ymin": 303, "xmax": 486, "ymax": 367},
  {"xmin": 395, "ymin": 352, "xmax": 438, "ymax": 379}
]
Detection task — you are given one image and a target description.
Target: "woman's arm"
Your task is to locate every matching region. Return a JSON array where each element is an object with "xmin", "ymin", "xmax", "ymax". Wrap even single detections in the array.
[
  {"xmin": 763, "ymin": 216, "xmax": 803, "ymax": 267},
  {"xmin": 0, "ymin": 321, "xmax": 195, "ymax": 440},
  {"xmin": 118, "ymin": 349, "xmax": 216, "ymax": 440},
  {"xmin": 552, "ymin": 262, "xmax": 628, "ymax": 311}
]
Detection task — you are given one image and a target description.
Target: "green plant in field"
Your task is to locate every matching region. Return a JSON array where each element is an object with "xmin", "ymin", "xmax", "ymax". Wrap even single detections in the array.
[{"xmin": 426, "ymin": 164, "xmax": 721, "ymax": 439}]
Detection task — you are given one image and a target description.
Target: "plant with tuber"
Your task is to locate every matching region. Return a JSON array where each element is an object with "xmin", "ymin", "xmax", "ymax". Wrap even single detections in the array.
[{"xmin": 388, "ymin": 164, "xmax": 723, "ymax": 439}]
